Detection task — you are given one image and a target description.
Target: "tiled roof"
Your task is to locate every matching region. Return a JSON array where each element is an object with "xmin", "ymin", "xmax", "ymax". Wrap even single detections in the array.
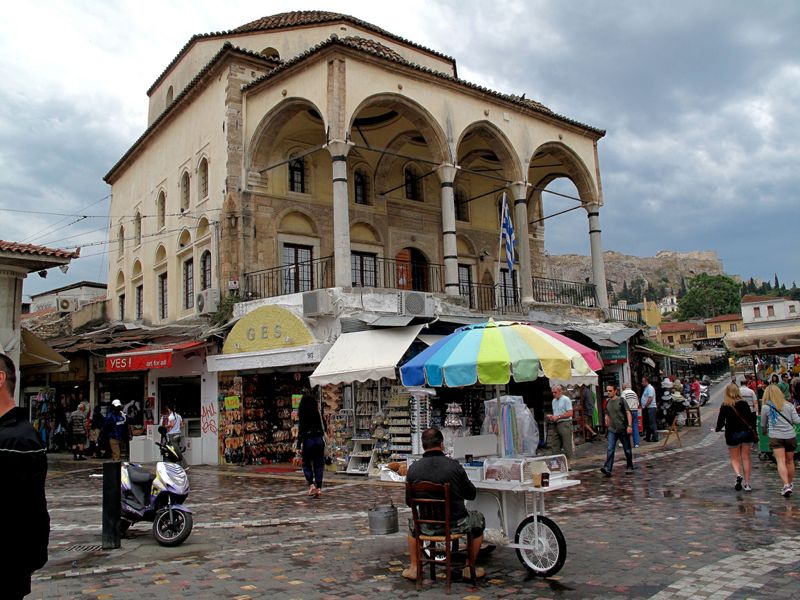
[
  {"xmin": 148, "ymin": 10, "xmax": 454, "ymax": 96},
  {"xmin": 242, "ymin": 34, "xmax": 602, "ymax": 136},
  {"xmin": 0, "ymin": 240, "xmax": 80, "ymax": 259},
  {"xmin": 659, "ymin": 321, "xmax": 706, "ymax": 333},
  {"xmin": 741, "ymin": 294, "xmax": 788, "ymax": 303},
  {"xmin": 341, "ymin": 36, "xmax": 403, "ymax": 62},
  {"xmin": 704, "ymin": 313, "xmax": 743, "ymax": 323}
]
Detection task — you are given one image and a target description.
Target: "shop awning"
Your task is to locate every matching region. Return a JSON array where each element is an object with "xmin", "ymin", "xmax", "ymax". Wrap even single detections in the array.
[
  {"xmin": 417, "ymin": 334, "xmax": 444, "ymax": 346},
  {"xmin": 723, "ymin": 325, "xmax": 800, "ymax": 353},
  {"xmin": 105, "ymin": 340, "xmax": 204, "ymax": 372},
  {"xmin": 633, "ymin": 345, "xmax": 694, "ymax": 362},
  {"xmin": 20, "ymin": 328, "xmax": 69, "ymax": 371},
  {"xmin": 309, "ymin": 325, "xmax": 424, "ymax": 387}
]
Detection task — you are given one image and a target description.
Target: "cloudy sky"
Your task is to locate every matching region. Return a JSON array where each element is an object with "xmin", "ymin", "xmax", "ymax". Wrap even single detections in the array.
[{"xmin": 2, "ymin": 0, "xmax": 798, "ymax": 298}]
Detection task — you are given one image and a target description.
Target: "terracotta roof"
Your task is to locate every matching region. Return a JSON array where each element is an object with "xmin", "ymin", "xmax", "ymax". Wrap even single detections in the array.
[
  {"xmin": 106, "ymin": 44, "xmax": 277, "ymax": 183},
  {"xmin": 0, "ymin": 240, "xmax": 80, "ymax": 259},
  {"xmin": 21, "ymin": 307, "xmax": 57, "ymax": 320},
  {"xmin": 242, "ymin": 35, "xmax": 601, "ymax": 135},
  {"xmin": 659, "ymin": 321, "xmax": 706, "ymax": 333},
  {"xmin": 704, "ymin": 313, "xmax": 743, "ymax": 323},
  {"xmin": 341, "ymin": 36, "xmax": 403, "ymax": 62},
  {"xmin": 148, "ymin": 10, "xmax": 454, "ymax": 96},
  {"xmin": 741, "ymin": 294, "xmax": 789, "ymax": 303},
  {"xmin": 47, "ymin": 324, "xmax": 208, "ymax": 353}
]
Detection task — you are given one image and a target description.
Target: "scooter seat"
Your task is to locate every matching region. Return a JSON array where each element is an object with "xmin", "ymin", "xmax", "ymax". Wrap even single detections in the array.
[{"xmin": 128, "ymin": 464, "xmax": 156, "ymax": 487}]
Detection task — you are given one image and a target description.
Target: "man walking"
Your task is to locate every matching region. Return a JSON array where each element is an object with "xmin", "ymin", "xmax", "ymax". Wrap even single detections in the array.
[
  {"xmin": 0, "ymin": 354, "xmax": 50, "ymax": 598},
  {"xmin": 739, "ymin": 376, "xmax": 759, "ymax": 413},
  {"xmin": 68, "ymin": 402, "xmax": 88, "ymax": 460},
  {"xmin": 621, "ymin": 383, "xmax": 641, "ymax": 448},
  {"xmin": 600, "ymin": 383, "xmax": 634, "ymax": 476},
  {"xmin": 641, "ymin": 376, "xmax": 658, "ymax": 442},
  {"xmin": 103, "ymin": 399, "xmax": 127, "ymax": 461},
  {"xmin": 547, "ymin": 385, "xmax": 574, "ymax": 460}
]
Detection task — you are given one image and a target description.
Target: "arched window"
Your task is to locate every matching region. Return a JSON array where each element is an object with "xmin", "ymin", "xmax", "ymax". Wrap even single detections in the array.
[
  {"xmin": 117, "ymin": 225, "xmax": 125, "ymax": 255},
  {"xmin": 354, "ymin": 168, "xmax": 369, "ymax": 205},
  {"xmin": 201, "ymin": 250, "xmax": 212, "ymax": 290},
  {"xmin": 261, "ymin": 47, "xmax": 280, "ymax": 60},
  {"xmin": 183, "ymin": 258, "xmax": 194, "ymax": 310},
  {"xmin": 455, "ymin": 187, "xmax": 470, "ymax": 222},
  {"xmin": 157, "ymin": 191, "xmax": 166, "ymax": 229},
  {"xmin": 288, "ymin": 154, "xmax": 305, "ymax": 193},
  {"xmin": 134, "ymin": 211, "xmax": 142, "ymax": 245},
  {"xmin": 404, "ymin": 165, "xmax": 421, "ymax": 201},
  {"xmin": 166, "ymin": 85, "xmax": 174, "ymax": 106},
  {"xmin": 180, "ymin": 171, "xmax": 190, "ymax": 211},
  {"xmin": 198, "ymin": 158, "xmax": 209, "ymax": 200}
]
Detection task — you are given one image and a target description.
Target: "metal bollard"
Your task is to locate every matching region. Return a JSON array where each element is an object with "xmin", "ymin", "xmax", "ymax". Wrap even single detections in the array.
[{"xmin": 102, "ymin": 461, "xmax": 121, "ymax": 550}]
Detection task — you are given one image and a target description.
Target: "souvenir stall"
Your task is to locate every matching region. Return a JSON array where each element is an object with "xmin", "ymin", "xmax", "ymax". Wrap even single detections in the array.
[{"xmin": 395, "ymin": 319, "xmax": 599, "ymax": 577}]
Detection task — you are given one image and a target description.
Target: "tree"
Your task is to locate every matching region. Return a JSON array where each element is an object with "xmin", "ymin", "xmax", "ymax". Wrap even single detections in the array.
[
  {"xmin": 676, "ymin": 273, "xmax": 741, "ymax": 319},
  {"xmin": 774, "ymin": 273, "xmax": 780, "ymax": 289}
]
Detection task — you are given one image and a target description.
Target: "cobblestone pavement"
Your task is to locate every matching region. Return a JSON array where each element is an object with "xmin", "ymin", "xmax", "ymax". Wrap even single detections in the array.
[{"xmin": 32, "ymin": 392, "xmax": 800, "ymax": 599}]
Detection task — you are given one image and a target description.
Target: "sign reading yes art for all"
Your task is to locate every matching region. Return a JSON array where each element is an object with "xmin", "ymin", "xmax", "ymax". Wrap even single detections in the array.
[{"xmin": 222, "ymin": 305, "xmax": 314, "ymax": 355}]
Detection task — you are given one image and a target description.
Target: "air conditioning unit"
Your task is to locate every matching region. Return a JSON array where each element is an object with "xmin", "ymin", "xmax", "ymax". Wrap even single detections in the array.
[
  {"xmin": 303, "ymin": 289, "xmax": 333, "ymax": 317},
  {"xmin": 398, "ymin": 291, "xmax": 435, "ymax": 318},
  {"xmin": 56, "ymin": 297, "xmax": 79, "ymax": 312},
  {"xmin": 196, "ymin": 288, "xmax": 220, "ymax": 316}
]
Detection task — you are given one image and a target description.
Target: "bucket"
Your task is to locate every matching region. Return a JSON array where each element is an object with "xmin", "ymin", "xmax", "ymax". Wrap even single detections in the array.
[{"xmin": 368, "ymin": 501, "xmax": 398, "ymax": 535}]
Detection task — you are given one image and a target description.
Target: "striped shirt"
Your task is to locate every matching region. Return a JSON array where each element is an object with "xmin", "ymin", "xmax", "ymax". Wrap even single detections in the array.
[{"xmin": 621, "ymin": 388, "xmax": 640, "ymax": 411}]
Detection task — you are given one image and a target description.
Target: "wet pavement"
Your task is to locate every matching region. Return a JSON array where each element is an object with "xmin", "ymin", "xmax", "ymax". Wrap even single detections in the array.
[{"xmin": 32, "ymin": 387, "xmax": 800, "ymax": 599}]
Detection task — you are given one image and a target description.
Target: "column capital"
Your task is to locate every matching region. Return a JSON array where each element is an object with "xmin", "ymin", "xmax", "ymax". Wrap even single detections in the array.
[
  {"xmin": 584, "ymin": 201, "xmax": 602, "ymax": 215},
  {"xmin": 326, "ymin": 140, "xmax": 351, "ymax": 159},
  {"xmin": 436, "ymin": 163, "xmax": 458, "ymax": 184},
  {"xmin": 509, "ymin": 181, "xmax": 529, "ymax": 200}
]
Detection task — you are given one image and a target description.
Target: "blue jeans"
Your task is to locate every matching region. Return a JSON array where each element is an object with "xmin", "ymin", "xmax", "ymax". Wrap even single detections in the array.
[
  {"xmin": 302, "ymin": 435, "xmax": 325, "ymax": 489},
  {"xmin": 630, "ymin": 410, "xmax": 640, "ymax": 446},
  {"xmin": 604, "ymin": 429, "xmax": 634, "ymax": 472},
  {"xmin": 643, "ymin": 406, "xmax": 658, "ymax": 441}
]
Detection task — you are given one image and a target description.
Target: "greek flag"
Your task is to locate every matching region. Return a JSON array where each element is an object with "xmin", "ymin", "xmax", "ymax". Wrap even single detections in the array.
[{"xmin": 500, "ymin": 193, "xmax": 516, "ymax": 272}]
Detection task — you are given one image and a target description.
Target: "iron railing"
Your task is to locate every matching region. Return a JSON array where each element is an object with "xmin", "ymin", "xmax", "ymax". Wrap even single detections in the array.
[
  {"xmin": 352, "ymin": 257, "xmax": 444, "ymax": 293},
  {"xmin": 244, "ymin": 256, "xmax": 335, "ymax": 300},
  {"xmin": 459, "ymin": 282, "xmax": 522, "ymax": 314},
  {"xmin": 608, "ymin": 305, "xmax": 644, "ymax": 324},
  {"xmin": 531, "ymin": 277, "xmax": 597, "ymax": 307}
]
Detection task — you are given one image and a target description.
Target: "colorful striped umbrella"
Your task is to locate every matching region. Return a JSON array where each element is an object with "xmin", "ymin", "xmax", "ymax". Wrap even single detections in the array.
[{"xmin": 400, "ymin": 320, "xmax": 599, "ymax": 388}]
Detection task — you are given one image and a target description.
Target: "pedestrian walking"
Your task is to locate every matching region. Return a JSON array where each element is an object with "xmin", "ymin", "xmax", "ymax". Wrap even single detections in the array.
[
  {"xmin": 580, "ymin": 383, "xmax": 597, "ymax": 441},
  {"xmin": 738, "ymin": 376, "xmax": 759, "ymax": 413},
  {"xmin": 600, "ymin": 384, "xmax": 634, "ymax": 476},
  {"xmin": 166, "ymin": 404, "xmax": 184, "ymax": 451},
  {"xmin": 760, "ymin": 383, "xmax": 800, "ymax": 497},
  {"xmin": 715, "ymin": 383, "xmax": 757, "ymax": 492},
  {"xmin": 0, "ymin": 354, "xmax": 50, "ymax": 599},
  {"xmin": 621, "ymin": 383, "xmax": 640, "ymax": 448},
  {"xmin": 103, "ymin": 399, "xmax": 128, "ymax": 461},
  {"xmin": 641, "ymin": 376, "xmax": 658, "ymax": 442},
  {"xmin": 296, "ymin": 394, "xmax": 326, "ymax": 499},
  {"xmin": 67, "ymin": 402, "xmax": 88, "ymax": 460},
  {"xmin": 547, "ymin": 385, "xmax": 574, "ymax": 460}
]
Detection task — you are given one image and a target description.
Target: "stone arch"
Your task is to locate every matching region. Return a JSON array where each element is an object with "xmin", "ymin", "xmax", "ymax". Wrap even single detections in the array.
[
  {"xmin": 131, "ymin": 259, "xmax": 143, "ymax": 279},
  {"xmin": 154, "ymin": 244, "xmax": 167, "ymax": 264},
  {"xmin": 115, "ymin": 270, "xmax": 125, "ymax": 289},
  {"xmin": 374, "ymin": 131, "xmax": 437, "ymax": 200},
  {"xmin": 456, "ymin": 120, "xmax": 524, "ymax": 182},
  {"xmin": 350, "ymin": 221, "xmax": 381, "ymax": 244},
  {"xmin": 456, "ymin": 234, "xmax": 477, "ymax": 258},
  {"xmin": 528, "ymin": 141, "xmax": 598, "ymax": 205},
  {"xmin": 277, "ymin": 209, "xmax": 318, "ymax": 236},
  {"xmin": 196, "ymin": 216, "xmax": 211, "ymax": 239},
  {"xmin": 177, "ymin": 228, "xmax": 192, "ymax": 250}
]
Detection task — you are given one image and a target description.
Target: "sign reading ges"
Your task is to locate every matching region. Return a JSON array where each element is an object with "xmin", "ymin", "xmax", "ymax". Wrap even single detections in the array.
[
  {"xmin": 223, "ymin": 305, "xmax": 314, "ymax": 355},
  {"xmin": 106, "ymin": 352, "xmax": 173, "ymax": 372}
]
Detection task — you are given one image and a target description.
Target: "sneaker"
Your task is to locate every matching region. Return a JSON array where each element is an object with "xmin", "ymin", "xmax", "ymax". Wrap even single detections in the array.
[
  {"xmin": 743, "ymin": 483, "xmax": 752, "ymax": 492},
  {"xmin": 625, "ymin": 466, "xmax": 635, "ymax": 474},
  {"xmin": 634, "ymin": 444, "xmax": 640, "ymax": 448},
  {"xmin": 735, "ymin": 475, "xmax": 743, "ymax": 491},
  {"xmin": 782, "ymin": 484, "xmax": 792, "ymax": 497},
  {"xmin": 600, "ymin": 467, "xmax": 611, "ymax": 477}
]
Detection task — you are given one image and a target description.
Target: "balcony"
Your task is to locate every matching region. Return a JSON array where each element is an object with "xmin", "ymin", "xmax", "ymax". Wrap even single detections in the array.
[
  {"xmin": 607, "ymin": 305, "xmax": 644, "ymax": 324},
  {"xmin": 531, "ymin": 277, "xmax": 597, "ymax": 307},
  {"xmin": 352, "ymin": 257, "xmax": 444, "ymax": 293},
  {"xmin": 244, "ymin": 256, "xmax": 335, "ymax": 300}
]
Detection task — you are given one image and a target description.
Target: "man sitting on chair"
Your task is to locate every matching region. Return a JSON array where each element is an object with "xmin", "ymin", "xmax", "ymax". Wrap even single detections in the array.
[{"xmin": 403, "ymin": 427, "xmax": 486, "ymax": 581}]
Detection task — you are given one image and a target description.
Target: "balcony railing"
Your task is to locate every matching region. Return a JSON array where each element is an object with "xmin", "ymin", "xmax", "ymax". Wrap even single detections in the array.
[
  {"xmin": 531, "ymin": 277, "xmax": 597, "ymax": 307},
  {"xmin": 244, "ymin": 256, "xmax": 335, "ymax": 300},
  {"xmin": 608, "ymin": 305, "xmax": 644, "ymax": 324},
  {"xmin": 353, "ymin": 257, "xmax": 444, "ymax": 293},
  {"xmin": 460, "ymin": 283, "xmax": 522, "ymax": 314}
]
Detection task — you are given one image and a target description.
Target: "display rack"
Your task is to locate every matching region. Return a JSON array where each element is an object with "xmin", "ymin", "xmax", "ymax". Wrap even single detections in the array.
[
  {"xmin": 346, "ymin": 438, "xmax": 376, "ymax": 475},
  {"xmin": 354, "ymin": 381, "xmax": 381, "ymax": 438},
  {"xmin": 410, "ymin": 388, "xmax": 434, "ymax": 455},
  {"xmin": 385, "ymin": 387, "xmax": 413, "ymax": 459}
]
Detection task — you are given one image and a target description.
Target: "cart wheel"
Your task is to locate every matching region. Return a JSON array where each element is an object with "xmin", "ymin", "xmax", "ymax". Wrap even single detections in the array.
[{"xmin": 514, "ymin": 515, "xmax": 566, "ymax": 577}]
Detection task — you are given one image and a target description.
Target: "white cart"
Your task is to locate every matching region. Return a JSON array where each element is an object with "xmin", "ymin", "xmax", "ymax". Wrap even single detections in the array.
[{"xmin": 467, "ymin": 476, "xmax": 579, "ymax": 576}]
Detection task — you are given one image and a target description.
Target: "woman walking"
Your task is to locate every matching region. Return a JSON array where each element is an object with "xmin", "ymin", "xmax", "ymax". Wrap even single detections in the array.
[
  {"xmin": 296, "ymin": 394, "xmax": 326, "ymax": 499},
  {"xmin": 715, "ymin": 383, "xmax": 757, "ymax": 492},
  {"xmin": 760, "ymin": 383, "xmax": 800, "ymax": 497}
]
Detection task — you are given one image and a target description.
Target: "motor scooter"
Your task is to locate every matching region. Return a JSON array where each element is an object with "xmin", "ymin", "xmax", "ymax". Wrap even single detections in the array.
[
  {"xmin": 698, "ymin": 383, "xmax": 710, "ymax": 406},
  {"xmin": 120, "ymin": 427, "xmax": 192, "ymax": 546}
]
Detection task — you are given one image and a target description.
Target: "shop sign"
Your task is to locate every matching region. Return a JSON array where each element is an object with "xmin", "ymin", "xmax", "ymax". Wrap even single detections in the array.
[
  {"xmin": 600, "ymin": 343, "xmax": 628, "ymax": 364},
  {"xmin": 223, "ymin": 305, "xmax": 314, "ymax": 355},
  {"xmin": 106, "ymin": 352, "xmax": 172, "ymax": 372},
  {"xmin": 224, "ymin": 395, "xmax": 240, "ymax": 410}
]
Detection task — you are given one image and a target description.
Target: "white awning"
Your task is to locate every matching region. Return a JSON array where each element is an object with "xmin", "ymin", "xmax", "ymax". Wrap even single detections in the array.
[
  {"xmin": 309, "ymin": 325, "xmax": 424, "ymax": 387},
  {"xmin": 417, "ymin": 334, "xmax": 444, "ymax": 346}
]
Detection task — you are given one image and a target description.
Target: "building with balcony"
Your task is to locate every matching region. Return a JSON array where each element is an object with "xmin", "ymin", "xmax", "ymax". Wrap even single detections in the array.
[
  {"xmin": 658, "ymin": 321, "xmax": 706, "ymax": 350},
  {"xmin": 741, "ymin": 294, "xmax": 800, "ymax": 330}
]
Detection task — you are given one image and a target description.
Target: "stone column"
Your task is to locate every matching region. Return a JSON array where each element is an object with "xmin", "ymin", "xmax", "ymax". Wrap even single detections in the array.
[
  {"xmin": 0, "ymin": 267, "xmax": 26, "ymax": 401},
  {"xmin": 585, "ymin": 202, "xmax": 609, "ymax": 310},
  {"xmin": 437, "ymin": 164, "xmax": 459, "ymax": 296},
  {"xmin": 328, "ymin": 140, "xmax": 352, "ymax": 287},
  {"xmin": 510, "ymin": 182, "xmax": 533, "ymax": 303}
]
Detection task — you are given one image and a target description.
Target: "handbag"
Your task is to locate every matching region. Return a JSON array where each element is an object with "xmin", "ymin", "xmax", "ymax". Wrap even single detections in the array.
[{"xmin": 730, "ymin": 404, "xmax": 758, "ymax": 443}]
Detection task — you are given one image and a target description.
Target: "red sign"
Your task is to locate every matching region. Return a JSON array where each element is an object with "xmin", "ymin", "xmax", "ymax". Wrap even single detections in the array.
[{"xmin": 106, "ymin": 352, "xmax": 172, "ymax": 372}]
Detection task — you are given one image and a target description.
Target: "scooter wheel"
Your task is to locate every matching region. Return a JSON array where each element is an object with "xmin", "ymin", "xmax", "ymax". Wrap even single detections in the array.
[
  {"xmin": 120, "ymin": 519, "xmax": 132, "ymax": 535},
  {"xmin": 152, "ymin": 509, "xmax": 193, "ymax": 547}
]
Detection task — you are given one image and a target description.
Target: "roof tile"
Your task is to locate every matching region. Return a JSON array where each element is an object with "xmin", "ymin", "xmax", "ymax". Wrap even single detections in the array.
[{"xmin": 0, "ymin": 240, "xmax": 80, "ymax": 259}]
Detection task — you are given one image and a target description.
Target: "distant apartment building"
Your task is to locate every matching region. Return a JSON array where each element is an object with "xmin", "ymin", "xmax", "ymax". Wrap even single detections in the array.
[
  {"xmin": 703, "ymin": 313, "xmax": 743, "ymax": 339},
  {"xmin": 740, "ymin": 295, "xmax": 800, "ymax": 330},
  {"xmin": 658, "ymin": 321, "xmax": 706, "ymax": 350},
  {"xmin": 659, "ymin": 294, "xmax": 678, "ymax": 315},
  {"xmin": 29, "ymin": 281, "xmax": 107, "ymax": 313}
]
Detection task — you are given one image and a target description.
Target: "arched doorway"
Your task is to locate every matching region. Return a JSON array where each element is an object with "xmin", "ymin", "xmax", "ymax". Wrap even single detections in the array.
[{"xmin": 395, "ymin": 248, "xmax": 430, "ymax": 292}]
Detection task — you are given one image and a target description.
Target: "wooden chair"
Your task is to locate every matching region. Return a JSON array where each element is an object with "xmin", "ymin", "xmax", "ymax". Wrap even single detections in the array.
[{"xmin": 406, "ymin": 481, "xmax": 477, "ymax": 594}]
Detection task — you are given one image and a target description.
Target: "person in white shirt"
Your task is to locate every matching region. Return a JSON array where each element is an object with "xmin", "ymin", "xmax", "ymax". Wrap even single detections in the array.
[
  {"xmin": 166, "ymin": 404, "xmax": 184, "ymax": 452},
  {"xmin": 547, "ymin": 385, "xmax": 574, "ymax": 460},
  {"xmin": 738, "ymin": 377, "xmax": 758, "ymax": 413},
  {"xmin": 641, "ymin": 376, "xmax": 658, "ymax": 442},
  {"xmin": 621, "ymin": 383, "xmax": 641, "ymax": 448}
]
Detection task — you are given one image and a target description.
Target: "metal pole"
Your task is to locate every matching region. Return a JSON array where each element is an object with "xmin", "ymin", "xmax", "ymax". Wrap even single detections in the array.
[{"xmin": 102, "ymin": 461, "xmax": 121, "ymax": 549}]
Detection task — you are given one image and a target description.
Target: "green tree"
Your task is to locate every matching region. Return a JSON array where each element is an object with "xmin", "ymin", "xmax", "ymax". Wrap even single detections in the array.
[
  {"xmin": 677, "ymin": 273, "xmax": 741, "ymax": 319},
  {"xmin": 774, "ymin": 273, "xmax": 780, "ymax": 289}
]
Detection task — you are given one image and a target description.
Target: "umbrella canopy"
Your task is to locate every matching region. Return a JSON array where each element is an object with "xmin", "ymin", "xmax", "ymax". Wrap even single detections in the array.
[{"xmin": 400, "ymin": 320, "xmax": 599, "ymax": 387}]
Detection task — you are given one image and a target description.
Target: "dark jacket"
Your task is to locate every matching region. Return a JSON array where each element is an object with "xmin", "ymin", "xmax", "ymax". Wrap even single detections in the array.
[
  {"xmin": 405, "ymin": 450, "xmax": 476, "ymax": 521},
  {"xmin": 296, "ymin": 400, "xmax": 324, "ymax": 449},
  {"xmin": 0, "ymin": 407, "xmax": 50, "ymax": 597},
  {"xmin": 715, "ymin": 401, "xmax": 756, "ymax": 445},
  {"xmin": 103, "ymin": 410, "xmax": 128, "ymax": 441}
]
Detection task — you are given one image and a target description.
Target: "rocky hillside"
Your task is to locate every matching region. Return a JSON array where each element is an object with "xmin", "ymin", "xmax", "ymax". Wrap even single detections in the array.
[{"xmin": 546, "ymin": 250, "xmax": 725, "ymax": 299}]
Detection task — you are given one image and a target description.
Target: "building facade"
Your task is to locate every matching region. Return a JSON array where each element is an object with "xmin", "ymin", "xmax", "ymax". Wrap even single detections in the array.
[
  {"xmin": 741, "ymin": 294, "xmax": 800, "ymax": 330},
  {"xmin": 703, "ymin": 313, "xmax": 743, "ymax": 339},
  {"xmin": 658, "ymin": 321, "xmax": 706, "ymax": 350}
]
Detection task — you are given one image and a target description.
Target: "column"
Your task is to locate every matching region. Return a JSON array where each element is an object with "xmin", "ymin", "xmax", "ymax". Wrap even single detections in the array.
[
  {"xmin": 328, "ymin": 140, "xmax": 352, "ymax": 287},
  {"xmin": 585, "ymin": 202, "xmax": 610, "ymax": 310},
  {"xmin": 510, "ymin": 182, "xmax": 533, "ymax": 303},
  {"xmin": 437, "ymin": 164, "xmax": 459, "ymax": 296},
  {"xmin": 0, "ymin": 267, "xmax": 26, "ymax": 402}
]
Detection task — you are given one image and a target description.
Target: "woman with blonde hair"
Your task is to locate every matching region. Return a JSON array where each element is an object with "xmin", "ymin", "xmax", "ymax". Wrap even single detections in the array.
[
  {"xmin": 715, "ymin": 383, "xmax": 757, "ymax": 491},
  {"xmin": 760, "ymin": 383, "xmax": 800, "ymax": 497}
]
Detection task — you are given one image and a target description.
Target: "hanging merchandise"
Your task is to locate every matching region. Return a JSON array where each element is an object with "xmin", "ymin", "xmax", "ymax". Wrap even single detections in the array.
[{"xmin": 481, "ymin": 395, "xmax": 539, "ymax": 457}]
